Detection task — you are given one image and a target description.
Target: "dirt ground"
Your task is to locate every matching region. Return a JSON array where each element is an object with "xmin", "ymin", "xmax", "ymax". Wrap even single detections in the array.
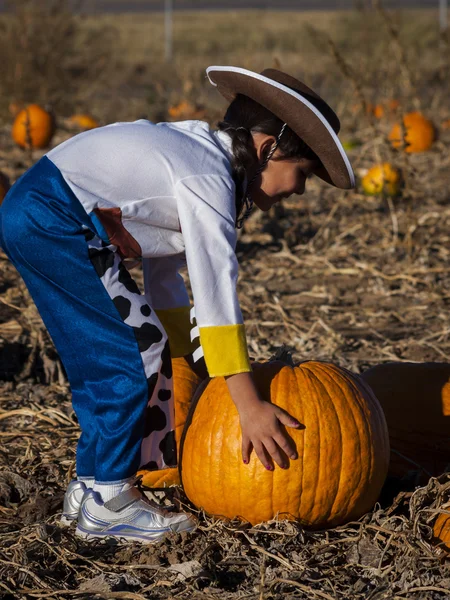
[
  {"xmin": 1, "ymin": 113, "xmax": 450, "ymax": 597},
  {"xmin": 1, "ymin": 4, "xmax": 450, "ymax": 599}
]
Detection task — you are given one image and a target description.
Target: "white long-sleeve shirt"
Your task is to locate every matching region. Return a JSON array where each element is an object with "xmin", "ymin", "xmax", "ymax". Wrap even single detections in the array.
[{"xmin": 46, "ymin": 119, "xmax": 251, "ymax": 376}]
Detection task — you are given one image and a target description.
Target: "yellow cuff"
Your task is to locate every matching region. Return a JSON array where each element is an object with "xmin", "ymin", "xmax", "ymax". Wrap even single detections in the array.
[
  {"xmin": 199, "ymin": 324, "xmax": 251, "ymax": 377},
  {"xmin": 155, "ymin": 307, "xmax": 195, "ymax": 358}
]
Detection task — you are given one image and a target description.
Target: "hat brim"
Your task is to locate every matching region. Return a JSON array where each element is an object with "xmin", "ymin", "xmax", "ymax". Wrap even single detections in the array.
[{"xmin": 206, "ymin": 66, "xmax": 355, "ymax": 190}]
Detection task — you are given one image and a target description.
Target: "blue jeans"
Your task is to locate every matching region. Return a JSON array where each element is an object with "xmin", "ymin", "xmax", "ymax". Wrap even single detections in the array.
[{"xmin": 0, "ymin": 157, "xmax": 175, "ymax": 482}]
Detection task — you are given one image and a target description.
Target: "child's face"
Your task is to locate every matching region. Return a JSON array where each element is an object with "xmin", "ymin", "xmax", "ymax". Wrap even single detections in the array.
[{"xmin": 250, "ymin": 133, "xmax": 321, "ymax": 211}]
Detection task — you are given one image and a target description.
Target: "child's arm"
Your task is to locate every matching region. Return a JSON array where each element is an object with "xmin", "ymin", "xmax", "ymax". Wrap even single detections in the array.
[
  {"xmin": 226, "ymin": 372, "xmax": 299, "ymax": 470},
  {"xmin": 176, "ymin": 174, "xmax": 299, "ymax": 468}
]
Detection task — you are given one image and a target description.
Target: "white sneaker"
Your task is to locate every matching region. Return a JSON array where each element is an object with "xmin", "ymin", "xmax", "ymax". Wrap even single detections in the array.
[
  {"xmin": 61, "ymin": 480, "xmax": 87, "ymax": 526},
  {"xmin": 75, "ymin": 478, "xmax": 196, "ymax": 543}
]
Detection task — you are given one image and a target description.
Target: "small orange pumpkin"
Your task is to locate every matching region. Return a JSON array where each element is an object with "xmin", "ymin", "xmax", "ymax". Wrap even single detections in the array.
[
  {"xmin": 69, "ymin": 114, "xmax": 99, "ymax": 130},
  {"xmin": 370, "ymin": 99, "xmax": 400, "ymax": 120},
  {"xmin": 12, "ymin": 104, "xmax": 55, "ymax": 149},
  {"xmin": 168, "ymin": 100, "xmax": 206, "ymax": 121},
  {"xmin": 180, "ymin": 358, "xmax": 390, "ymax": 528},
  {"xmin": 138, "ymin": 356, "xmax": 202, "ymax": 487},
  {"xmin": 0, "ymin": 171, "xmax": 11, "ymax": 205},
  {"xmin": 372, "ymin": 104, "xmax": 385, "ymax": 119},
  {"xmin": 356, "ymin": 100, "xmax": 400, "ymax": 119},
  {"xmin": 361, "ymin": 362, "xmax": 450, "ymax": 479},
  {"xmin": 361, "ymin": 163, "xmax": 402, "ymax": 197},
  {"xmin": 389, "ymin": 112, "xmax": 435, "ymax": 153},
  {"xmin": 433, "ymin": 512, "xmax": 450, "ymax": 551}
]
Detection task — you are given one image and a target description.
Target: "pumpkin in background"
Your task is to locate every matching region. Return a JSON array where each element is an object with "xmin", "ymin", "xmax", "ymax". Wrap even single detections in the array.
[
  {"xmin": 0, "ymin": 171, "xmax": 11, "ymax": 205},
  {"xmin": 138, "ymin": 356, "xmax": 202, "ymax": 487},
  {"xmin": 369, "ymin": 99, "xmax": 400, "ymax": 120},
  {"xmin": 180, "ymin": 358, "xmax": 389, "ymax": 528},
  {"xmin": 361, "ymin": 163, "xmax": 402, "ymax": 197},
  {"xmin": 389, "ymin": 112, "xmax": 435, "ymax": 153},
  {"xmin": 12, "ymin": 104, "xmax": 55, "ymax": 149},
  {"xmin": 168, "ymin": 100, "xmax": 206, "ymax": 121},
  {"xmin": 361, "ymin": 362, "xmax": 450, "ymax": 479},
  {"xmin": 352, "ymin": 99, "xmax": 399, "ymax": 119},
  {"xmin": 371, "ymin": 104, "xmax": 384, "ymax": 119},
  {"xmin": 433, "ymin": 512, "xmax": 450, "ymax": 551},
  {"xmin": 69, "ymin": 114, "xmax": 99, "ymax": 130}
]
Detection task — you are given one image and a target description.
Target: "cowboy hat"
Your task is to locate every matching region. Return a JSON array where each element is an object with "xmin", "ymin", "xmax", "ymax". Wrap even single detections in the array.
[{"xmin": 206, "ymin": 65, "xmax": 355, "ymax": 190}]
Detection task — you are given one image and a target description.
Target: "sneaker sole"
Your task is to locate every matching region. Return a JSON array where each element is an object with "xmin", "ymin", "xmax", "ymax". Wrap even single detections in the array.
[{"xmin": 75, "ymin": 521, "xmax": 196, "ymax": 544}]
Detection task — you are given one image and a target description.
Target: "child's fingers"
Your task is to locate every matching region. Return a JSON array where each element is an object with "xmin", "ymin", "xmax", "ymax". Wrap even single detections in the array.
[
  {"xmin": 274, "ymin": 409, "xmax": 299, "ymax": 461},
  {"xmin": 241, "ymin": 435, "xmax": 252, "ymax": 464},
  {"xmin": 262, "ymin": 437, "xmax": 289, "ymax": 469},
  {"xmin": 275, "ymin": 407, "xmax": 301, "ymax": 429},
  {"xmin": 253, "ymin": 440, "xmax": 274, "ymax": 471},
  {"xmin": 272, "ymin": 431, "xmax": 298, "ymax": 461}
]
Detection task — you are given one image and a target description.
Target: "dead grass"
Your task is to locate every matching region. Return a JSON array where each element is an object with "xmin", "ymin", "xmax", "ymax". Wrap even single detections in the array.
[
  {"xmin": 88, "ymin": 7, "xmax": 448, "ymax": 122},
  {"xmin": 0, "ymin": 5, "xmax": 446, "ymax": 124},
  {"xmin": 0, "ymin": 0, "xmax": 119, "ymax": 117},
  {"xmin": 0, "ymin": 2, "xmax": 450, "ymax": 598}
]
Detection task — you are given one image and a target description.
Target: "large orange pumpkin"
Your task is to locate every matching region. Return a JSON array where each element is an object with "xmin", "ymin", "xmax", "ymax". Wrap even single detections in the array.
[
  {"xmin": 433, "ymin": 512, "xmax": 450, "ymax": 551},
  {"xmin": 389, "ymin": 112, "xmax": 435, "ymax": 153},
  {"xmin": 180, "ymin": 359, "xmax": 389, "ymax": 528},
  {"xmin": 12, "ymin": 104, "xmax": 55, "ymax": 149},
  {"xmin": 0, "ymin": 171, "xmax": 11, "ymax": 205},
  {"xmin": 138, "ymin": 356, "xmax": 202, "ymax": 487},
  {"xmin": 361, "ymin": 362, "xmax": 450, "ymax": 480}
]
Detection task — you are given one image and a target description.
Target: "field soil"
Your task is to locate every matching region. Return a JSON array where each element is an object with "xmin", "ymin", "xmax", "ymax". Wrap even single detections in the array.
[{"xmin": 1, "ymin": 6, "xmax": 450, "ymax": 600}]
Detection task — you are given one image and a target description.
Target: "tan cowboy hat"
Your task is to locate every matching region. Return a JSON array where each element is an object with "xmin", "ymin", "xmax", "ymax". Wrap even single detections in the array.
[{"xmin": 206, "ymin": 66, "xmax": 355, "ymax": 190}]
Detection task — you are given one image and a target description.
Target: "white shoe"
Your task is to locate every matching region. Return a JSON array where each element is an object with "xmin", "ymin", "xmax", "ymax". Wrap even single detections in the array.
[
  {"xmin": 75, "ymin": 477, "xmax": 196, "ymax": 543},
  {"xmin": 61, "ymin": 480, "xmax": 87, "ymax": 525}
]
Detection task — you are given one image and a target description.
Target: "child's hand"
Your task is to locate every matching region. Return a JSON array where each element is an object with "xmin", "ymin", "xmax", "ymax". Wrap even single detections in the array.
[{"xmin": 225, "ymin": 372, "xmax": 300, "ymax": 470}]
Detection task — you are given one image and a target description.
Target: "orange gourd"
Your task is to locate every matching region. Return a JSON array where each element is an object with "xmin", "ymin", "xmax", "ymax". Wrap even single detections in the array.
[
  {"xmin": 168, "ymin": 101, "xmax": 206, "ymax": 120},
  {"xmin": 372, "ymin": 104, "xmax": 384, "ymax": 119},
  {"xmin": 361, "ymin": 163, "xmax": 402, "ymax": 197},
  {"xmin": 0, "ymin": 171, "xmax": 11, "ymax": 205},
  {"xmin": 352, "ymin": 99, "xmax": 399, "ymax": 119},
  {"xmin": 389, "ymin": 112, "xmax": 435, "ymax": 153},
  {"xmin": 433, "ymin": 512, "xmax": 450, "ymax": 551},
  {"xmin": 180, "ymin": 358, "xmax": 389, "ymax": 528},
  {"xmin": 369, "ymin": 99, "xmax": 400, "ymax": 120},
  {"xmin": 69, "ymin": 114, "xmax": 99, "ymax": 130},
  {"xmin": 12, "ymin": 104, "xmax": 55, "ymax": 149},
  {"xmin": 138, "ymin": 357, "xmax": 202, "ymax": 487},
  {"xmin": 361, "ymin": 362, "xmax": 450, "ymax": 479}
]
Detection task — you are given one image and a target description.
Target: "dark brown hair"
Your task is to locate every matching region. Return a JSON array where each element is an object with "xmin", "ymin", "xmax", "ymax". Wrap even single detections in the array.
[{"xmin": 218, "ymin": 94, "xmax": 319, "ymax": 225}]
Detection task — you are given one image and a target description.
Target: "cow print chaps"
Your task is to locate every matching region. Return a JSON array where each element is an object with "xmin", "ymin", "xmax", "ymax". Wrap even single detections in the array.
[{"xmin": 85, "ymin": 230, "xmax": 176, "ymax": 473}]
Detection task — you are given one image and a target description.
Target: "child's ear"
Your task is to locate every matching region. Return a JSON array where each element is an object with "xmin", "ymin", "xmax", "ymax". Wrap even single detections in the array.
[
  {"xmin": 258, "ymin": 136, "xmax": 276, "ymax": 162},
  {"xmin": 262, "ymin": 145, "xmax": 272, "ymax": 161}
]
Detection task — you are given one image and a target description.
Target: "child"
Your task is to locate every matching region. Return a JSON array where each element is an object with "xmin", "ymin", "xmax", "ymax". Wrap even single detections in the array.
[{"xmin": 0, "ymin": 66, "xmax": 355, "ymax": 543}]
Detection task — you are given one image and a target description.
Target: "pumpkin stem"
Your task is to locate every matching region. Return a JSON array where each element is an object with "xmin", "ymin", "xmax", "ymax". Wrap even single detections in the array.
[{"xmin": 269, "ymin": 345, "xmax": 296, "ymax": 366}]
